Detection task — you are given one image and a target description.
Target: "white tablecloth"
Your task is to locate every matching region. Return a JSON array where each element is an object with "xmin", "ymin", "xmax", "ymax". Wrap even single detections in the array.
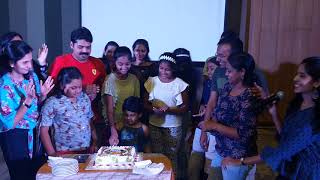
[{"xmin": 36, "ymin": 170, "xmax": 172, "ymax": 180}]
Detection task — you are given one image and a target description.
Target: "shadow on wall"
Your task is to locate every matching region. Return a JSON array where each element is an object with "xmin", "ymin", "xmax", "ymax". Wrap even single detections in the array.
[
  {"xmin": 258, "ymin": 62, "xmax": 297, "ymax": 126},
  {"xmin": 190, "ymin": 62, "xmax": 297, "ymax": 127}
]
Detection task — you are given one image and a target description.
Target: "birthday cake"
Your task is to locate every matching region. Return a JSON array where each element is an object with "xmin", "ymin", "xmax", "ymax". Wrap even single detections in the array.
[{"xmin": 94, "ymin": 146, "xmax": 136, "ymax": 166}]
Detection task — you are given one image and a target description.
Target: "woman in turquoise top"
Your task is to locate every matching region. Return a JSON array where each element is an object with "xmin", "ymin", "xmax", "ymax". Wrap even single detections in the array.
[
  {"xmin": 0, "ymin": 41, "xmax": 54, "ymax": 179},
  {"xmin": 222, "ymin": 57, "xmax": 320, "ymax": 180}
]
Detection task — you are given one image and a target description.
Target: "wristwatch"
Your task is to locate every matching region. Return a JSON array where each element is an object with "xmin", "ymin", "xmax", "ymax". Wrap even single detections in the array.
[
  {"xmin": 22, "ymin": 102, "xmax": 31, "ymax": 108},
  {"xmin": 39, "ymin": 64, "xmax": 47, "ymax": 72},
  {"xmin": 240, "ymin": 157, "xmax": 245, "ymax": 165}
]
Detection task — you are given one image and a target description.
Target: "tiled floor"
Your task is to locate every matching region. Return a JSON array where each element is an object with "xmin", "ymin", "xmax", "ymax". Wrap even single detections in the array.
[{"xmin": 0, "ymin": 127, "xmax": 279, "ymax": 180}]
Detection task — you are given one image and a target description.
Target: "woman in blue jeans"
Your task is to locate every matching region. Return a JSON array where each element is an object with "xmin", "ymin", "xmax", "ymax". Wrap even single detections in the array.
[
  {"xmin": 222, "ymin": 57, "xmax": 320, "ymax": 180},
  {"xmin": 0, "ymin": 41, "xmax": 54, "ymax": 179},
  {"xmin": 199, "ymin": 52, "xmax": 258, "ymax": 180}
]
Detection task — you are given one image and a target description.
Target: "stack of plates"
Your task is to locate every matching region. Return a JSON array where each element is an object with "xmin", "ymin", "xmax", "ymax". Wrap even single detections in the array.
[{"xmin": 49, "ymin": 158, "xmax": 79, "ymax": 177}]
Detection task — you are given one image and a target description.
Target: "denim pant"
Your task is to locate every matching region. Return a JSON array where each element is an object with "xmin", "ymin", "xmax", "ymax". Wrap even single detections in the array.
[{"xmin": 211, "ymin": 151, "xmax": 249, "ymax": 180}]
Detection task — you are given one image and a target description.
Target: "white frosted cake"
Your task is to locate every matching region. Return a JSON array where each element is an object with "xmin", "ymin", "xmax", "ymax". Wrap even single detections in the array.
[{"xmin": 94, "ymin": 146, "xmax": 136, "ymax": 166}]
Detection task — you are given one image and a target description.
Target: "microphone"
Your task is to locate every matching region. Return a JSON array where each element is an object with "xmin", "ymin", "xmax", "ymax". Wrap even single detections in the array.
[
  {"xmin": 252, "ymin": 91, "xmax": 284, "ymax": 113},
  {"xmin": 261, "ymin": 91, "xmax": 284, "ymax": 106}
]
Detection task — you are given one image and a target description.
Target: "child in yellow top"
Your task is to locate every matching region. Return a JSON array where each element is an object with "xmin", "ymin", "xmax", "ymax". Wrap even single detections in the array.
[{"xmin": 102, "ymin": 46, "xmax": 140, "ymax": 145}]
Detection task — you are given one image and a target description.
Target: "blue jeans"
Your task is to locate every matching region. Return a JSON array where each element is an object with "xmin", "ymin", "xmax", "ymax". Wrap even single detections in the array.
[{"xmin": 211, "ymin": 151, "xmax": 249, "ymax": 180}]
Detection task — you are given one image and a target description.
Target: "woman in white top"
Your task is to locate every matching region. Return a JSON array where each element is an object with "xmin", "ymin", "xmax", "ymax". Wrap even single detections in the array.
[{"xmin": 144, "ymin": 52, "xmax": 189, "ymax": 176}]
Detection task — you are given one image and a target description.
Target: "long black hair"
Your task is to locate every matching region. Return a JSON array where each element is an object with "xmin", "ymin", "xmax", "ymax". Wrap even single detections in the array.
[
  {"xmin": 132, "ymin": 39, "xmax": 150, "ymax": 61},
  {"xmin": 173, "ymin": 48, "xmax": 193, "ymax": 83},
  {"xmin": 55, "ymin": 67, "xmax": 83, "ymax": 98},
  {"xmin": 102, "ymin": 41, "xmax": 119, "ymax": 59},
  {"xmin": 0, "ymin": 40, "xmax": 32, "ymax": 76},
  {"xmin": 0, "ymin": 32, "xmax": 23, "ymax": 50},
  {"xmin": 227, "ymin": 52, "xmax": 256, "ymax": 87},
  {"xmin": 286, "ymin": 57, "xmax": 320, "ymax": 132}
]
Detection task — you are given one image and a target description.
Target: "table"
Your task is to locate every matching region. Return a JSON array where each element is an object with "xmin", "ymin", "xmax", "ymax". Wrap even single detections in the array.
[{"xmin": 37, "ymin": 153, "xmax": 173, "ymax": 180}]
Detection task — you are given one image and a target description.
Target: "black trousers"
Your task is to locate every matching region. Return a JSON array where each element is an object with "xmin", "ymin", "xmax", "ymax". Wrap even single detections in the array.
[{"xmin": 0, "ymin": 129, "xmax": 46, "ymax": 180}]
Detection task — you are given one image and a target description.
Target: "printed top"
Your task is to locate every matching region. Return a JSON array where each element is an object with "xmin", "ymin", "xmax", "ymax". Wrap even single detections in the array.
[
  {"xmin": 212, "ymin": 83, "xmax": 257, "ymax": 158},
  {"xmin": 0, "ymin": 72, "xmax": 41, "ymax": 157},
  {"xmin": 40, "ymin": 92, "xmax": 93, "ymax": 151}
]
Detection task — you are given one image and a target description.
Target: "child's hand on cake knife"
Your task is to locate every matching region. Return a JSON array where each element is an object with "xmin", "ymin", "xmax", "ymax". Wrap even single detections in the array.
[{"xmin": 109, "ymin": 135, "xmax": 119, "ymax": 146}]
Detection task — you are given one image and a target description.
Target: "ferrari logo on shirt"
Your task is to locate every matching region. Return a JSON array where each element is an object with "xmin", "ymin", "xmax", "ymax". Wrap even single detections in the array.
[{"xmin": 92, "ymin": 69, "xmax": 97, "ymax": 75}]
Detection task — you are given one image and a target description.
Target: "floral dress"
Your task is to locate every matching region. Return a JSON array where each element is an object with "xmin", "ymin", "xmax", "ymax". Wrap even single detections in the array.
[
  {"xmin": 40, "ymin": 92, "xmax": 93, "ymax": 151},
  {"xmin": 0, "ymin": 73, "xmax": 40, "ymax": 158},
  {"xmin": 211, "ymin": 82, "xmax": 257, "ymax": 158}
]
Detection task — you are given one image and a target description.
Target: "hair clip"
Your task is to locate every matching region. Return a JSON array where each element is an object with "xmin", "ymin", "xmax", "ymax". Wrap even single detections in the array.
[
  {"xmin": 159, "ymin": 55, "xmax": 176, "ymax": 64},
  {"xmin": 176, "ymin": 54, "xmax": 190, "ymax": 57}
]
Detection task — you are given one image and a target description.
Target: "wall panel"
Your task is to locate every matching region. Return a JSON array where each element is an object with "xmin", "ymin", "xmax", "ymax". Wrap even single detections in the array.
[{"xmin": 248, "ymin": 0, "xmax": 320, "ymax": 122}]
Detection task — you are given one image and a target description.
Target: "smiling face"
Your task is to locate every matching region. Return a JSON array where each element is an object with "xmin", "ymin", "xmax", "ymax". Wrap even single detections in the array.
[
  {"xmin": 71, "ymin": 39, "xmax": 92, "ymax": 61},
  {"xmin": 216, "ymin": 44, "xmax": 231, "ymax": 68},
  {"xmin": 115, "ymin": 55, "xmax": 131, "ymax": 75},
  {"xmin": 63, "ymin": 78, "xmax": 83, "ymax": 99},
  {"xmin": 11, "ymin": 52, "xmax": 33, "ymax": 75},
  {"xmin": 225, "ymin": 61, "xmax": 244, "ymax": 85},
  {"xmin": 293, "ymin": 64, "xmax": 317, "ymax": 94},
  {"xmin": 159, "ymin": 61, "xmax": 174, "ymax": 81}
]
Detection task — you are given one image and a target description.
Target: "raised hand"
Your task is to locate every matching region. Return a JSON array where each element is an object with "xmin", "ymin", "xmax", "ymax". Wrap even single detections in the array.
[
  {"xmin": 37, "ymin": 43, "xmax": 48, "ymax": 66},
  {"xmin": 249, "ymin": 82, "xmax": 266, "ymax": 99},
  {"xmin": 25, "ymin": 80, "xmax": 36, "ymax": 101},
  {"xmin": 40, "ymin": 76, "xmax": 55, "ymax": 98}
]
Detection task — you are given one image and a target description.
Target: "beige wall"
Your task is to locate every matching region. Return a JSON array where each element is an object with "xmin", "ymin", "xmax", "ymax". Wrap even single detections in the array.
[{"xmin": 246, "ymin": 0, "xmax": 320, "ymax": 120}]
